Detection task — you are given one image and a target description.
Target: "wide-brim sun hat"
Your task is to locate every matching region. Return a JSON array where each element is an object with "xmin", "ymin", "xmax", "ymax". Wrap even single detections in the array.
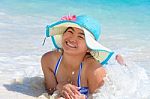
[{"xmin": 45, "ymin": 15, "xmax": 114, "ymax": 65}]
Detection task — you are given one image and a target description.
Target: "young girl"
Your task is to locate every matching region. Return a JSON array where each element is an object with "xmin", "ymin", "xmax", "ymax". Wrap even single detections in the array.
[{"xmin": 41, "ymin": 15, "xmax": 125, "ymax": 99}]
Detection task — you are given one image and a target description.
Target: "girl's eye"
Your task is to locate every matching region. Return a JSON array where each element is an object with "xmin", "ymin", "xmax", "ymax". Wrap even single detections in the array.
[{"xmin": 78, "ymin": 36, "xmax": 84, "ymax": 39}]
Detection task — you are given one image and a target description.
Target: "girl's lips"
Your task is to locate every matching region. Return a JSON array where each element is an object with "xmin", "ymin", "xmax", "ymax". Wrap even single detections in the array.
[{"xmin": 66, "ymin": 41, "xmax": 77, "ymax": 48}]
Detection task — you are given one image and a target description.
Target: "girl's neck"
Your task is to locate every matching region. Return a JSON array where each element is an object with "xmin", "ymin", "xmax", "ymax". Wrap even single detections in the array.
[{"xmin": 62, "ymin": 52, "xmax": 85, "ymax": 70}]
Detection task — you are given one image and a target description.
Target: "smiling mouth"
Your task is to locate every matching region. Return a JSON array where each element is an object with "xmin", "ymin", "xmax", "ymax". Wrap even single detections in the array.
[{"xmin": 66, "ymin": 41, "xmax": 77, "ymax": 48}]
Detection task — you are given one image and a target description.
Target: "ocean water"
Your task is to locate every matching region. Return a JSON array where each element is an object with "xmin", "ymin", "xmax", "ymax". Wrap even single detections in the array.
[{"xmin": 0, "ymin": 0, "xmax": 150, "ymax": 98}]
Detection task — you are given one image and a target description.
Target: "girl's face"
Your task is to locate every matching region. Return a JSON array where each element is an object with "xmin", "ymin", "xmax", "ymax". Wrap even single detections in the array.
[{"xmin": 62, "ymin": 27, "xmax": 89, "ymax": 55}]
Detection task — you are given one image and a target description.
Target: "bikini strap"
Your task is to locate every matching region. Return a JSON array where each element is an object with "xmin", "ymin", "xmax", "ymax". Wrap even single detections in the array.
[
  {"xmin": 54, "ymin": 56, "xmax": 83, "ymax": 87},
  {"xmin": 77, "ymin": 63, "xmax": 83, "ymax": 87},
  {"xmin": 54, "ymin": 55, "xmax": 62, "ymax": 76}
]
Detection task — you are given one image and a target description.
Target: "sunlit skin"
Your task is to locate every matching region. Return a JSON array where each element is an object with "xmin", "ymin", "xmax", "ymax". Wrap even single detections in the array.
[{"xmin": 41, "ymin": 27, "xmax": 125, "ymax": 99}]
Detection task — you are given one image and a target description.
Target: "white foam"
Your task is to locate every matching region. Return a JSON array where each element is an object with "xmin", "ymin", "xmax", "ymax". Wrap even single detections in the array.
[
  {"xmin": 0, "ymin": 52, "xmax": 149, "ymax": 99},
  {"xmin": 91, "ymin": 62, "xmax": 150, "ymax": 99}
]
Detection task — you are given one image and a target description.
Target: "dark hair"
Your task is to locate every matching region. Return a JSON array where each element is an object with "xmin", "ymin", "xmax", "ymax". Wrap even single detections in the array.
[
  {"xmin": 63, "ymin": 27, "xmax": 73, "ymax": 34},
  {"xmin": 85, "ymin": 52, "xmax": 94, "ymax": 59}
]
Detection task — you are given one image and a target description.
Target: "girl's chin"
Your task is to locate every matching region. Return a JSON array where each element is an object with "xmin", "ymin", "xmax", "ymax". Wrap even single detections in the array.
[
  {"xmin": 63, "ymin": 49, "xmax": 86, "ymax": 56},
  {"xmin": 63, "ymin": 49, "xmax": 77, "ymax": 54}
]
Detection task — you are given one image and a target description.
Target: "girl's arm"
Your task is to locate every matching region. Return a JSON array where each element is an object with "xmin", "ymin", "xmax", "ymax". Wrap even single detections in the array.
[
  {"xmin": 41, "ymin": 52, "xmax": 57, "ymax": 95},
  {"xmin": 87, "ymin": 60, "xmax": 106, "ymax": 94}
]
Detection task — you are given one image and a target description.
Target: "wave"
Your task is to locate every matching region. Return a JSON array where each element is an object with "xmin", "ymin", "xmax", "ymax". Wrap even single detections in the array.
[{"xmin": 91, "ymin": 61, "xmax": 150, "ymax": 99}]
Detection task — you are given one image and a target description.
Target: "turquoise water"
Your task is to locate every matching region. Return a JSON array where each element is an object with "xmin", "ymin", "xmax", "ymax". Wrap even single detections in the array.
[
  {"xmin": 0, "ymin": 0, "xmax": 150, "ymax": 67},
  {"xmin": 0, "ymin": 0, "xmax": 150, "ymax": 70},
  {"xmin": 0, "ymin": 0, "xmax": 150, "ymax": 38}
]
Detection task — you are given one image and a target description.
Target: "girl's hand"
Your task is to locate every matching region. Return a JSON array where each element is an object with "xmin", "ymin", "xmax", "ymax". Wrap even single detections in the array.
[
  {"xmin": 60, "ymin": 83, "xmax": 81, "ymax": 99},
  {"xmin": 58, "ymin": 94, "xmax": 86, "ymax": 99},
  {"xmin": 74, "ymin": 94, "xmax": 86, "ymax": 99},
  {"xmin": 116, "ymin": 54, "xmax": 127, "ymax": 66}
]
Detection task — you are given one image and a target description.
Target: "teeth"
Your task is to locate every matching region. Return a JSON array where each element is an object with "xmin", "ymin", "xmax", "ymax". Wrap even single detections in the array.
[{"xmin": 66, "ymin": 41, "xmax": 76, "ymax": 48}]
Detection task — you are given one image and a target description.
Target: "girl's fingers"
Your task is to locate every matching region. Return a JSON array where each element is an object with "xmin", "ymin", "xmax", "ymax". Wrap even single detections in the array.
[
  {"xmin": 62, "ymin": 90, "xmax": 71, "ymax": 99},
  {"xmin": 66, "ymin": 84, "xmax": 79, "ymax": 95},
  {"xmin": 62, "ymin": 84, "xmax": 81, "ymax": 98},
  {"xmin": 70, "ymin": 86, "xmax": 81, "ymax": 95},
  {"xmin": 62, "ymin": 85, "xmax": 76, "ymax": 98},
  {"xmin": 74, "ymin": 94, "xmax": 86, "ymax": 99},
  {"xmin": 66, "ymin": 88, "xmax": 76, "ymax": 98}
]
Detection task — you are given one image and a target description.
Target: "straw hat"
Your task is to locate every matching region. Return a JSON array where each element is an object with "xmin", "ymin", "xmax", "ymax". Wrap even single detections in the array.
[{"xmin": 45, "ymin": 15, "xmax": 114, "ymax": 65}]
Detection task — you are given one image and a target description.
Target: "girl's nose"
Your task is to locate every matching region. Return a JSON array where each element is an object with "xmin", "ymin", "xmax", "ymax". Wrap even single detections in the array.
[
  {"xmin": 69, "ymin": 36, "xmax": 77, "ymax": 43},
  {"xmin": 69, "ymin": 38, "xmax": 77, "ymax": 43}
]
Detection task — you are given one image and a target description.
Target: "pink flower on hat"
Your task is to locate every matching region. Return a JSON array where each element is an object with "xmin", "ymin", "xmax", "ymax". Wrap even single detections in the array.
[{"xmin": 61, "ymin": 15, "xmax": 76, "ymax": 21}]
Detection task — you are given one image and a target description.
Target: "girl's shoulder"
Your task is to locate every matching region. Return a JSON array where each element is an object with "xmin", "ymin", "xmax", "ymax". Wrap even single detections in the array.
[
  {"xmin": 41, "ymin": 49, "xmax": 62, "ymax": 69},
  {"xmin": 83, "ymin": 57, "xmax": 106, "ymax": 76},
  {"xmin": 83, "ymin": 57, "xmax": 106, "ymax": 93},
  {"xmin": 42, "ymin": 49, "xmax": 61, "ymax": 59},
  {"xmin": 83, "ymin": 57, "xmax": 102, "ymax": 69}
]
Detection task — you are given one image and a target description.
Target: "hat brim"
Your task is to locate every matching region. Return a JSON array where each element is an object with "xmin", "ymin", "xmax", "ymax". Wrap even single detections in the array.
[
  {"xmin": 83, "ymin": 28, "xmax": 114, "ymax": 64},
  {"xmin": 46, "ymin": 21, "xmax": 114, "ymax": 65},
  {"xmin": 47, "ymin": 21, "xmax": 82, "ymax": 37}
]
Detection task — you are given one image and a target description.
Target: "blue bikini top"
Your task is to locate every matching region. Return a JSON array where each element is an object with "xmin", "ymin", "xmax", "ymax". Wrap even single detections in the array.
[{"xmin": 54, "ymin": 55, "xmax": 89, "ymax": 96}]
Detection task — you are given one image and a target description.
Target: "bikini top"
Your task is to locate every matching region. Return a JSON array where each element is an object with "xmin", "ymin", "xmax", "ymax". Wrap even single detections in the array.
[{"xmin": 54, "ymin": 55, "xmax": 89, "ymax": 96}]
